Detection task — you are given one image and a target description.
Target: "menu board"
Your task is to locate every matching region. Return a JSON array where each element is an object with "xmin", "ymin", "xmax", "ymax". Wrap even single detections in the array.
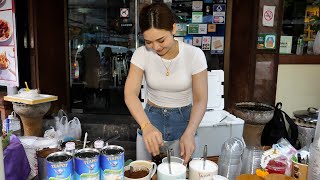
[{"xmin": 0, "ymin": 0, "xmax": 19, "ymax": 87}]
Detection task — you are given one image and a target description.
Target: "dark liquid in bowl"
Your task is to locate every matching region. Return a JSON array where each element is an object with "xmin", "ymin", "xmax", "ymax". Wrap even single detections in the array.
[{"xmin": 124, "ymin": 169, "xmax": 149, "ymax": 179}]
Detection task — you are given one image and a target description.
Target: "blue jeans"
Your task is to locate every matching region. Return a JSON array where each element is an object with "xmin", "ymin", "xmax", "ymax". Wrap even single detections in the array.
[{"xmin": 140, "ymin": 103, "xmax": 192, "ymax": 141}]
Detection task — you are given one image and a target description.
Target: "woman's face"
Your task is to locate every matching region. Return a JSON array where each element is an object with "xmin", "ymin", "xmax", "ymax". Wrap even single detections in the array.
[{"xmin": 143, "ymin": 26, "xmax": 176, "ymax": 56}]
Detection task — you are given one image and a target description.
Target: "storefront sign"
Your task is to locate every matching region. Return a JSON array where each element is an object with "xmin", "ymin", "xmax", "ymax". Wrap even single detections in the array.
[
  {"xmin": 0, "ymin": 0, "xmax": 19, "ymax": 86},
  {"xmin": 262, "ymin": 6, "xmax": 275, "ymax": 27}
]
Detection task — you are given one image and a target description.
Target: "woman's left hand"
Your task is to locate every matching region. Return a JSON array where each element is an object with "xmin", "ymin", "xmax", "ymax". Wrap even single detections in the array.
[{"xmin": 179, "ymin": 131, "xmax": 195, "ymax": 164}]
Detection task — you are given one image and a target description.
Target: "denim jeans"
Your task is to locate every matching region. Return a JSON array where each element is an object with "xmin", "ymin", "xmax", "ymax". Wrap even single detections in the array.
[
  {"xmin": 142, "ymin": 103, "xmax": 192, "ymax": 141},
  {"xmin": 136, "ymin": 103, "xmax": 201, "ymax": 160}
]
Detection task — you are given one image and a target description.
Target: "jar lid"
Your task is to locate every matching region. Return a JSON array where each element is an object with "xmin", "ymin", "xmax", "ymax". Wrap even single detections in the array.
[
  {"xmin": 94, "ymin": 140, "xmax": 104, "ymax": 149},
  {"xmin": 65, "ymin": 141, "xmax": 76, "ymax": 150}
]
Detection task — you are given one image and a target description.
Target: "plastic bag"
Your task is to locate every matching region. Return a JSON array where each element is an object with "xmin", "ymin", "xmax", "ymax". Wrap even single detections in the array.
[
  {"xmin": 55, "ymin": 116, "xmax": 82, "ymax": 142},
  {"xmin": 314, "ymin": 31, "xmax": 320, "ymax": 55}
]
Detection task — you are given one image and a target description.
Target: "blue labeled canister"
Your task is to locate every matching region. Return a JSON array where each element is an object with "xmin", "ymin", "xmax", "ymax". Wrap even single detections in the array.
[
  {"xmin": 100, "ymin": 145, "xmax": 125, "ymax": 180},
  {"xmin": 74, "ymin": 148, "xmax": 100, "ymax": 180},
  {"xmin": 46, "ymin": 151, "xmax": 74, "ymax": 180}
]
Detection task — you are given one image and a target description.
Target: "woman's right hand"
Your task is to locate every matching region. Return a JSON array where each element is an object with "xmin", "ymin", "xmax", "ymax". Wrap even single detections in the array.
[{"xmin": 142, "ymin": 124, "xmax": 164, "ymax": 156}]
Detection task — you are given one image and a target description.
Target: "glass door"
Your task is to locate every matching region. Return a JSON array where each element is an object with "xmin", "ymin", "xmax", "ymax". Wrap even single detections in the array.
[{"xmin": 68, "ymin": 0, "xmax": 149, "ymax": 114}]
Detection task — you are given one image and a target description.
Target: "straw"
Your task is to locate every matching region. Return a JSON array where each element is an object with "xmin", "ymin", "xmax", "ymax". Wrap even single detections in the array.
[
  {"xmin": 24, "ymin": 82, "xmax": 30, "ymax": 92},
  {"xmin": 83, "ymin": 132, "xmax": 88, "ymax": 149}
]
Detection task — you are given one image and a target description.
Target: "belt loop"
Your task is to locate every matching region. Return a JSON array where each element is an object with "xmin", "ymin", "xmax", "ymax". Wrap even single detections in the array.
[
  {"xmin": 178, "ymin": 107, "xmax": 183, "ymax": 116},
  {"xmin": 147, "ymin": 103, "xmax": 152, "ymax": 113}
]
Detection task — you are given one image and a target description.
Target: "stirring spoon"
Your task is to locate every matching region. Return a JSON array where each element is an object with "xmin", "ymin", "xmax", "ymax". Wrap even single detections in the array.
[
  {"xmin": 203, "ymin": 145, "xmax": 207, "ymax": 170},
  {"xmin": 167, "ymin": 148, "xmax": 172, "ymax": 174}
]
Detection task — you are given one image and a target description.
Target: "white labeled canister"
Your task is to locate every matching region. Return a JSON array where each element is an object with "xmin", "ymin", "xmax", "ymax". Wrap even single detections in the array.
[
  {"xmin": 189, "ymin": 159, "xmax": 218, "ymax": 180},
  {"xmin": 157, "ymin": 162, "xmax": 186, "ymax": 180}
]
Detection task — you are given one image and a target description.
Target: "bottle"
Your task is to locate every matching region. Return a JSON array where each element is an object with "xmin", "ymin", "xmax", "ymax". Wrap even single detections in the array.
[
  {"xmin": 296, "ymin": 35, "xmax": 304, "ymax": 55},
  {"xmin": 94, "ymin": 139, "xmax": 104, "ymax": 152},
  {"xmin": 3, "ymin": 112, "xmax": 21, "ymax": 136},
  {"xmin": 65, "ymin": 141, "xmax": 76, "ymax": 156}
]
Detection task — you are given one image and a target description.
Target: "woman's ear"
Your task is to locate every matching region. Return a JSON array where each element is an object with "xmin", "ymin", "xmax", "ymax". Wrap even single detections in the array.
[{"xmin": 172, "ymin": 23, "xmax": 177, "ymax": 35}]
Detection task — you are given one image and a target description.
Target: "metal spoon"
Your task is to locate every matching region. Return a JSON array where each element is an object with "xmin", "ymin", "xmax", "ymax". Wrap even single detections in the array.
[
  {"xmin": 203, "ymin": 145, "xmax": 207, "ymax": 170},
  {"xmin": 167, "ymin": 148, "xmax": 172, "ymax": 174},
  {"xmin": 130, "ymin": 166, "xmax": 133, "ymax": 175}
]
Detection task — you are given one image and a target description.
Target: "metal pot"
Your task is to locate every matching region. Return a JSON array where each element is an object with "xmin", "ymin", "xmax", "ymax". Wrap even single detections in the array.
[{"xmin": 293, "ymin": 107, "xmax": 318, "ymax": 123}]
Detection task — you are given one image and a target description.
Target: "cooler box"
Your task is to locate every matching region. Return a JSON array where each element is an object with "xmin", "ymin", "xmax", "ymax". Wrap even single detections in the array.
[{"xmin": 195, "ymin": 70, "xmax": 244, "ymax": 157}]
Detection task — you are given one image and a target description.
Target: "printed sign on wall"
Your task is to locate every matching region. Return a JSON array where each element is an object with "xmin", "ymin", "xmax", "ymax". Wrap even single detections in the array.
[
  {"xmin": 211, "ymin": 36, "xmax": 224, "ymax": 54},
  {"xmin": 212, "ymin": 4, "xmax": 225, "ymax": 24},
  {"xmin": 262, "ymin": 6, "xmax": 275, "ymax": 27},
  {"xmin": 0, "ymin": 0, "xmax": 19, "ymax": 86}
]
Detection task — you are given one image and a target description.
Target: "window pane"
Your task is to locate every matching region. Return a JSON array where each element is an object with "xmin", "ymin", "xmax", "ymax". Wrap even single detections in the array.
[
  {"xmin": 68, "ymin": 0, "xmax": 139, "ymax": 114},
  {"xmin": 281, "ymin": 0, "xmax": 320, "ymax": 55}
]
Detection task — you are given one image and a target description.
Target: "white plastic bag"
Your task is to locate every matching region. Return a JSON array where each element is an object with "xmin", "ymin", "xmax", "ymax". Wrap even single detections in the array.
[
  {"xmin": 55, "ymin": 116, "xmax": 81, "ymax": 142},
  {"xmin": 314, "ymin": 31, "xmax": 320, "ymax": 55},
  {"xmin": 67, "ymin": 117, "xmax": 82, "ymax": 141}
]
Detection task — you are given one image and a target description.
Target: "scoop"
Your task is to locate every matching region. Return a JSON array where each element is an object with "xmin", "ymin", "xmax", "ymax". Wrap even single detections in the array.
[{"xmin": 24, "ymin": 81, "xmax": 30, "ymax": 92}]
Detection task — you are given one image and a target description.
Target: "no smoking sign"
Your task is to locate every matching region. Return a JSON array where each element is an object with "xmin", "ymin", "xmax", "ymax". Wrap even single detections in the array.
[
  {"xmin": 120, "ymin": 8, "xmax": 129, "ymax": 18},
  {"xmin": 262, "ymin": 6, "xmax": 275, "ymax": 27},
  {"xmin": 264, "ymin": 10, "xmax": 273, "ymax": 21}
]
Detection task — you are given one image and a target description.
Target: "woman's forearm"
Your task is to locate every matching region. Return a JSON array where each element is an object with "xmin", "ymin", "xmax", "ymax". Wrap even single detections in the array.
[
  {"xmin": 185, "ymin": 100, "xmax": 207, "ymax": 135},
  {"xmin": 124, "ymin": 93, "xmax": 150, "ymax": 127}
]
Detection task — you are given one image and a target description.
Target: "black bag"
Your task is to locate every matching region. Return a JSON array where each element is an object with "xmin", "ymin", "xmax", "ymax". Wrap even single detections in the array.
[{"xmin": 261, "ymin": 102, "xmax": 298, "ymax": 146}]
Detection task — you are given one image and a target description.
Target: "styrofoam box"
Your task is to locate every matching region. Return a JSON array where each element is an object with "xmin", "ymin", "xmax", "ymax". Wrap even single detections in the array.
[{"xmin": 196, "ymin": 70, "xmax": 244, "ymax": 157}]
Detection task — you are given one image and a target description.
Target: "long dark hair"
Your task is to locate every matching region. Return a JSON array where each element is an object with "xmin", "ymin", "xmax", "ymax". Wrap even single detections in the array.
[{"xmin": 139, "ymin": 2, "xmax": 175, "ymax": 34}]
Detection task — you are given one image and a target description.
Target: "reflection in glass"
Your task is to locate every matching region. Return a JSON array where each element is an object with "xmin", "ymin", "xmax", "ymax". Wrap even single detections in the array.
[{"xmin": 68, "ymin": 0, "xmax": 143, "ymax": 114}]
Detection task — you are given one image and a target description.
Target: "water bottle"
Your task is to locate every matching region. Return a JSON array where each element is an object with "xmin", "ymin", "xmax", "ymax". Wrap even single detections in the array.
[
  {"xmin": 3, "ymin": 112, "xmax": 21, "ymax": 136},
  {"xmin": 296, "ymin": 35, "xmax": 304, "ymax": 55}
]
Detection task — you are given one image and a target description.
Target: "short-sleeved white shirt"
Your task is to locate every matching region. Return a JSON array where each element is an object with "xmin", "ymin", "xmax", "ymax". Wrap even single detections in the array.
[{"xmin": 131, "ymin": 41, "xmax": 207, "ymax": 108}]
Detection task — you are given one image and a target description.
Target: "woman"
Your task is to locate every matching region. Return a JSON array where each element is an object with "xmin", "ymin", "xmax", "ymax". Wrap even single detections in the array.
[{"xmin": 124, "ymin": 2, "xmax": 208, "ymax": 163}]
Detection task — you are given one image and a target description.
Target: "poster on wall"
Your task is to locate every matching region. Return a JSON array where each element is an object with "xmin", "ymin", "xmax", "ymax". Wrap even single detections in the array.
[
  {"xmin": 212, "ymin": 4, "xmax": 225, "ymax": 24},
  {"xmin": 0, "ymin": 0, "xmax": 19, "ymax": 87},
  {"xmin": 211, "ymin": 36, "xmax": 224, "ymax": 54}
]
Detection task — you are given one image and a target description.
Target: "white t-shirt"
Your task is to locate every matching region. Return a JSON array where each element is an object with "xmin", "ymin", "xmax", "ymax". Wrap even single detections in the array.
[{"xmin": 130, "ymin": 41, "xmax": 207, "ymax": 107}]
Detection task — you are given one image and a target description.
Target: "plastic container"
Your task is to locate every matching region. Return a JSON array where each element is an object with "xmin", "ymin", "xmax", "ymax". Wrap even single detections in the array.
[
  {"xmin": 241, "ymin": 146, "xmax": 263, "ymax": 174},
  {"xmin": 3, "ymin": 111, "xmax": 21, "ymax": 136},
  {"xmin": 266, "ymin": 159, "xmax": 287, "ymax": 174},
  {"xmin": 218, "ymin": 137, "xmax": 244, "ymax": 180}
]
